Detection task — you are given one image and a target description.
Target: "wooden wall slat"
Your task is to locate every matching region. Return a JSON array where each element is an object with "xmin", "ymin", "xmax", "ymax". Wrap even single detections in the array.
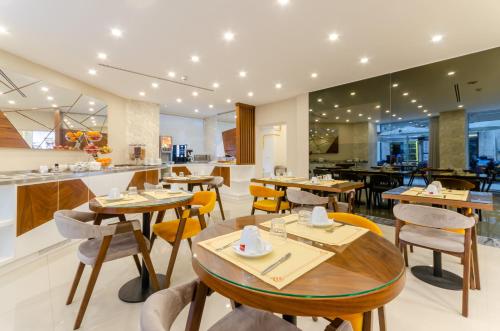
[{"xmin": 235, "ymin": 103, "xmax": 255, "ymax": 165}]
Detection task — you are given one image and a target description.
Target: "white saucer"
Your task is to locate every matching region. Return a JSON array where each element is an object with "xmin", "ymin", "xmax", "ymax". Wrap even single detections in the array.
[
  {"xmin": 106, "ymin": 194, "xmax": 124, "ymax": 201},
  {"xmin": 232, "ymin": 241, "xmax": 273, "ymax": 258},
  {"xmin": 311, "ymin": 219, "xmax": 334, "ymax": 228}
]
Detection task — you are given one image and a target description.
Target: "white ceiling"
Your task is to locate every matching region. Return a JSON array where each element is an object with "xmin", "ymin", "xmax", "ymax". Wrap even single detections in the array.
[{"xmin": 1, "ymin": 0, "xmax": 500, "ymax": 119}]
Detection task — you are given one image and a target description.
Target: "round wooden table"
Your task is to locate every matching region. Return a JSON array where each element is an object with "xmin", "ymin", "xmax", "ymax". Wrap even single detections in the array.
[
  {"xmin": 89, "ymin": 191, "xmax": 193, "ymax": 303},
  {"xmin": 191, "ymin": 215, "xmax": 406, "ymax": 330},
  {"xmin": 163, "ymin": 175, "xmax": 214, "ymax": 191}
]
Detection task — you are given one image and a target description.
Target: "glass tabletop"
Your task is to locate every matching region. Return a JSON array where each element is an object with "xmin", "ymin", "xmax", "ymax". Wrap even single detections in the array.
[{"xmin": 90, "ymin": 190, "xmax": 193, "ymax": 210}]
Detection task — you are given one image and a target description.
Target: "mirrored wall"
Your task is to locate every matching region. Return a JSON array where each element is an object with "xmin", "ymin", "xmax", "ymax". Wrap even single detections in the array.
[{"xmin": 0, "ymin": 67, "xmax": 108, "ymax": 151}]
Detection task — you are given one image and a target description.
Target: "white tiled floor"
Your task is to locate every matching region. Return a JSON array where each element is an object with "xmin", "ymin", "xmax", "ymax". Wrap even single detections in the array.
[{"xmin": 0, "ymin": 196, "xmax": 499, "ymax": 331}]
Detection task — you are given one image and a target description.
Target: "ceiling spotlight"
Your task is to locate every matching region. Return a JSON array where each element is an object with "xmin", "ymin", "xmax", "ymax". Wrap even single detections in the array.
[
  {"xmin": 51, "ymin": 104, "xmax": 58, "ymax": 108},
  {"xmin": 418, "ymin": 105, "xmax": 423, "ymax": 109},
  {"xmin": 176, "ymin": 98, "xmax": 182, "ymax": 103},
  {"xmin": 334, "ymin": 104, "xmax": 339, "ymax": 108},
  {"xmin": 151, "ymin": 82, "xmax": 159, "ymax": 88},
  {"xmin": 427, "ymin": 113, "xmax": 432, "ymax": 117},
  {"xmin": 447, "ymin": 71, "xmax": 455, "ymax": 76},
  {"xmin": 375, "ymin": 105, "xmax": 381, "ymax": 109},
  {"xmin": 278, "ymin": 0, "xmax": 290, "ymax": 6},
  {"xmin": 458, "ymin": 104, "xmax": 463, "ymax": 108},
  {"xmin": 322, "ymin": 112, "xmax": 327, "ymax": 116},
  {"xmin": 431, "ymin": 34, "xmax": 443, "ymax": 43},
  {"xmin": 402, "ymin": 92, "xmax": 409, "ymax": 96},
  {"xmin": 0, "ymin": 26, "xmax": 9, "ymax": 35},
  {"xmin": 309, "ymin": 109, "xmax": 313, "ymax": 112},
  {"xmin": 360, "ymin": 57, "xmax": 369, "ymax": 64},
  {"xmin": 335, "ymin": 116, "xmax": 340, "ymax": 120},
  {"xmin": 110, "ymin": 28, "xmax": 123, "ymax": 38},
  {"xmin": 212, "ymin": 82, "xmax": 220, "ymax": 88},
  {"xmin": 367, "ymin": 117, "xmax": 372, "ymax": 120},
  {"xmin": 190, "ymin": 55, "xmax": 200, "ymax": 63},
  {"xmin": 423, "ymin": 109, "xmax": 428, "ymax": 113},
  {"xmin": 89, "ymin": 108, "xmax": 94, "ymax": 112},
  {"xmin": 350, "ymin": 91, "xmax": 356, "ymax": 96},
  {"xmin": 248, "ymin": 91, "xmax": 254, "ymax": 97},
  {"xmin": 315, "ymin": 119, "xmax": 319, "ymax": 122},
  {"xmin": 7, "ymin": 100, "xmax": 15, "ymax": 105},
  {"xmin": 392, "ymin": 114, "xmax": 396, "ymax": 117},
  {"xmin": 223, "ymin": 31, "xmax": 235, "ymax": 42},
  {"xmin": 317, "ymin": 98, "xmax": 322, "ymax": 102},
  {"xmin": 328, "ymin": 32, "xmax": 339, "ymax": 41},
  {"xmin": 97, "ymin": 52, "xmax": 107, "ymax": 60},
  {"xmin": 346, "ymin": 119, "xmax": 350, "ymax": 123},
  {"xmin": 358, "ymin": 113, "xmax": 363, "ymax": 117},
  {"xmin": 275, "ymin": 83, "xmax": 282, "ymax": 89},
  {"xmin": 194, "ymin": 109, "xmax": 199, "ymax": 113},
  {"xmin": 167, "ymin": 71, "xmax": 176, "ymax": 78},
  {"xmin": 398, "ymin": 117, "xmax": 402, "ymax": 120},
  {"xmin": 181, "ymin": 75, "xmax": 188, "ymax": 81},
  {"xmin": 88, "ymin": 68, "xmax": 97, "ymax": 75},
  {"xmin": 375, "ymin": 120, "xmax": 380, "ymax": 123},
  {"xmin": 89, "ymin": 101, "xmax": 95, "ymax": 105},
  {"xmin": 209, "ymin": 104, "xmax": 214, "ymax": 108},
  {"xmin": 47, "ymin": 96, "xmax": 54, "ymax": 101},
  {"xmin": 41, "ymin": 86, "xmax": 49, "ymax": 92},
  {"xmin": 411, "ymin": 99, "xmax": 417, "ymax": 103},
  {"xmin": 392, "ymin": 83, "xmax": 399, "ymax": 88},
  {"xmin": 90, "ymin": 116, "xmax": 95, "ymax": 120},
  {"xmin": 192, "ymin": 91, "xmax": 199, "ymax": 97},
  {"xmin": 385, "ymin": 110, "xmax": 390, "ymax": 113},
  {"xmin": 239, "ymin": 71, "xmax": 247, "ymax": 78},
  {"xmin": 226, "ymin": 99, "xmax": 232, "ymax": 103},
  {"xmin": 139, "ymin": 91, "xmax": 146, "ymax": 97},
  {"xmin": 346, "ymin": 109, "xmax": 351, "ymax": 113}
]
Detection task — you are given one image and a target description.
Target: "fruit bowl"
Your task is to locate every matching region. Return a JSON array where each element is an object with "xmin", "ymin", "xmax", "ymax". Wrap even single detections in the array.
[
  {"xmin": 65, "ymin": 131, "xmax": 84, "ymax": 142},
  {"xmin": 96, "ymin": 157, "xmax": 112, "ymax": 167},
  {"xmin": 85, "ymin": 131, "xmax": 102, "ymax": 142}
]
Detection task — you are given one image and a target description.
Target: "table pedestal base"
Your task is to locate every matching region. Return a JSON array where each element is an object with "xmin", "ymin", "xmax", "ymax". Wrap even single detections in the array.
[
  {"xmin": 118, "ymin": 274, "xmax": 166, "ymax": 303},
  {"xmin": 411, "ymin": 266, "xmax": 462, "ymax": 290}
]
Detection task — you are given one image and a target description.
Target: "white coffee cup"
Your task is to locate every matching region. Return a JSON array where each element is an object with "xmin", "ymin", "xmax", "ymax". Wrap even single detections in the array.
[
  {"xmin": 39, "ymin": 165, "xmax": 49, "ymax": 174},
  {"xmin": 108, "ymin": 187, "xmax": 121, "ymax": 199},
  {"xmin": 325, "ymin": 174, "xmax": 332, "ymax": 180},
  {"xmin": 311, "ymin": 176, "xmax": 319, "ymax": 184},
  {"xmin": 425, "ymin": 184, "xmax": 439, "ymax": 195},
  {"xmin": 240, "ymin": 225, "xmax": 264, "ymax": 253},
  {"xmin": 311, "ymin": 206, "xmax": 329, "ymax": 225}
]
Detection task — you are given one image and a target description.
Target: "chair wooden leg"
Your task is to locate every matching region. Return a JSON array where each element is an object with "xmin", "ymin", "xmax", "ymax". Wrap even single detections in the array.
[
  {"xmin": 186, "ymin": 281, "xmax": 209, "ymax": 331},
  {"xmin": 215, "ymin": 187, "xmax": 225, "ymax": 220},
  {"xmin": 66, "ymin": 262, "xmax": 85, "ymax": 305},
  {"xmin": 410, "ymin": 245, "xmax": 414, "ymax": 253},
  {"xmin": 132, "ymin": 255, "xmax": 141, "ymax": 275},
  {"xmin": 471, "ymin": 226, "xmax": 481, "ymax": 290},
  {"xmin": 378, "ymin": 306, "xmax": 386, "ymax": 331},
  {"xmin": 133, "ymin": 230, "xmax": 160, "ymax": 291},
  {"xmin": 251, "ymin": 207, "xmax": 255, "ymax": 215},
  {"xmin": 187, "ymin": 238, "xmax": 193, "ymax": 250},
  {"xmin": 462, "ymin": 231, "xmax": 472, "ymax": 317},
  {"xmin": 165, "ymin": 218, "xmax": 188, "ymax": 289},
  {"xmin": 73, "ymin": 236, "xmax": 111, "ymax": 330},
  {"xmin": 402, "ymin": 244, "xmax": 409, "ymax": 267},
  {"xmin": 362, "ymin": 310, "xmax": 372, "ymax": 331}
]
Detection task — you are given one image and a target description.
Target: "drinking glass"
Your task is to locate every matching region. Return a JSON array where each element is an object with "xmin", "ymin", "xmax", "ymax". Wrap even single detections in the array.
[
  {"xmin": 298, "ymin": 210, "xmax": 311, "ymax": 226},
  {"xmin": 270, "ymin": 218, "xmax": 287, "ymax": 244},
  {"xmin": 179, "ymin": 171, "xmax": 185, "ymax": 177},
  {"xmin": 128, "ymin": 186, "xmax": 138, "ymax": 195}
]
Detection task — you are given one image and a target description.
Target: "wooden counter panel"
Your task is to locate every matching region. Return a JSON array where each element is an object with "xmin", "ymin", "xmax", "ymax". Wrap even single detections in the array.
[
  {"xmin": 17, "ymin": 182, "xmax": 58, "ymax": 236},
  {"xmin": 145, "ymin": 169, "xmax": 159, "ymax": 185},
  {"xmin": 211, "ymin": 166, "xmax": 231, "ymax": 187},
  {"xmin": 0, "ymin": 112, "xmax": 30, "ymax": 148},
  {"xmin": 59, "ymin": 179, "xmax": 93, "ymax": 210},
  {"xmin": 171, "ymin": 166, "xmax": 192, "ymax": 176}
]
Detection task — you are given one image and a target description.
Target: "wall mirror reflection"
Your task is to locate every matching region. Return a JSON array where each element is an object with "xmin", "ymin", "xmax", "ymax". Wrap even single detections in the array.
[
  {"xmin": 0, "ymin": 68, "xmax": 108, "ymax": 151},
  {"xmin": 216, "ymin": 111, "xmax": 236, "ymax": 159}
]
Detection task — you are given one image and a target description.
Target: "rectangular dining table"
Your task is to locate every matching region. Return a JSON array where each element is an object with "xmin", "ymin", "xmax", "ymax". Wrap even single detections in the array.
[{"xmin": 251, "ymin": 177, "xmax": 364, "ymax": 193}]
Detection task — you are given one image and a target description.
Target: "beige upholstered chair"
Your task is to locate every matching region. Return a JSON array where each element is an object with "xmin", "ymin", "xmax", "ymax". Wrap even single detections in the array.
[
  {"xmin": 393, "ymin": 204, "xmax": 478, "ymax": 317},
  {"xmin": 286, "ymin": 189, "xmax": 329, "ymax": 211},
  {"xmin": 206, "ymin": 176, "xmax": 226, "ymax": 220},
  {"xmin": 331, "ymin": 190, "xmax": 356, "ymax": 213},
  {"xmin": 141, "ymin": 280, "xmax": 353, "ymax": 331},
  {"xmin": 54, "ymin": 210, "xmax": 159, "ymax": 330}
]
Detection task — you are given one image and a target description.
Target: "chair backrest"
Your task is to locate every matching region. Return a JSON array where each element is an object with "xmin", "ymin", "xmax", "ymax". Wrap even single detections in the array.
[
  {"xmin": 207, "ymin": 176, "xmax": 224, "ymax": 187},
  {"xmin": 140, "ymin": 280, "xmax": 197, "ymax": 331},
  {"xmin": 286, "ymin": 189, "xmax": 328, "ymax": 206},
  {"xmin": 54, "ymin": 210, "xmax": 108, "ymax": 239},
  {"xmin": 328, "ymin": 212, "xmax": 383, "ymax": 236},
  {"xmin": 186, "ymin": 191, "xmax": 217, "ymax": 215},
  {"xmin": 393, "ymin": 204, "xmax": 475, "ymax": 230},
  {"xmin": 436, "ymin": 178, "xmax": 476, "ymax": 190},
  {"xmin": 249, "ymin": 185, "xmax": 284, "ymax": 198}
]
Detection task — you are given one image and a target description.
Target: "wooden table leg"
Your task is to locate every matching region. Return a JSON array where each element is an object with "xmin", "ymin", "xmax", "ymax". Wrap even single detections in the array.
[
  {"xmin": 186, "ymin": 281, "xmax": 209, "ymax": 331},
  {"xmin": 378, "ymin": 306, "xmax": 386, "ymax": 331},
  {"xmin": 362, "ymin": 311, "xmax": 372, "ymax": 331}
]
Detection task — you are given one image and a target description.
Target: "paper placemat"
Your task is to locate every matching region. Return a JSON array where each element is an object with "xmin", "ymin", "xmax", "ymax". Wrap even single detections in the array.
[
  {"xmin": 259, "ymin": 177, "xmax": 306, "ymax": 182},
  {"xmin": 95, "ymin": 194, "xmax": 148, "ymax": 207},
  {"xmin": 261, "ymin": 214, "xmax": 368, "ymax": 246},
  {"xmin": 296, "ymin": 180, "xmax": 348, "ymax": 186},
  {"xmin": 198, "ymin": 230, "xmax": 334, "ymax": 289},
  {"xmin": 401, "ymin": 187, "xmax": 469, "ymax": 201},
  {"xmin": 143, "ymin": 190, "xmax": 192, "ymax": 200}
]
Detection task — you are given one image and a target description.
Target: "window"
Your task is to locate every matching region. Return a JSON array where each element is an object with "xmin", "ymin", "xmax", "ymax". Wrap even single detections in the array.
[
  {"xmin": 376, "ymin": 119, "xmax": 429, "ymax": 166},
  {"xmin": 468, "ymin": 110, "xmax": 500, "ymax": 170}
]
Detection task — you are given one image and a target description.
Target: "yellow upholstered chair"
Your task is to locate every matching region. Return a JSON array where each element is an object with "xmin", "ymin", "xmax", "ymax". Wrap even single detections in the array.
[
  {"xmin": 152, "ymin": 191, "xmax": 216, "ymax": 288},
  {"xmin": 249, "ymin": 185, "xmax": 290, "ymax": 214},
  {"xmin": 325, "ymin": 212, "xmax": 384, "ymax": 331}
]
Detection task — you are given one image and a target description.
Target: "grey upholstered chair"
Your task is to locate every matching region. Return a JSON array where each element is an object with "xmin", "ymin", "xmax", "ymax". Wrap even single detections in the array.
[
  {"xmin": 141, "ymin": 280, "xmax": 353, "ymax": 331},
  {"xmin": 286, "ymin": 188, "xmax": 329, "ymax": 211},
  {"xmin": 54, "ymin": 210, "xmax": 160, "ymax": 330},
  {"xmin": 206, "ymin": 176, "xmax": 225, "ymax": 220},
  {"xmin": 331, "ymin": 189, "xmax": 356, "ymax": 213},
  {"xmin": 393, "ymin": 204, "xmax": 479, "ymax": 317}
]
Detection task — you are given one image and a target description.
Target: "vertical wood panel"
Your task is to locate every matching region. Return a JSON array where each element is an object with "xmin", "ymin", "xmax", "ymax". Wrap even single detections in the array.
[
  {"xmin": 0, "ymin": 112, "xmax": 30, "ymax": 148},
  {"xmin": 235, "ymin": 103, "xmax": 255, "ymax": 165},
  {"xmin": 17, "ymin": 182, "xmax": 58, "ymax": 236},
  {"xmin": 59, "ymin": 179, "xmax": 93, "ymax": 210}
]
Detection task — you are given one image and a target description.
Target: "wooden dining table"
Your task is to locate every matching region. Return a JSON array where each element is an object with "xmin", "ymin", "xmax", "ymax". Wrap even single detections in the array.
[
  {"xmin": 188, "ymin": 214, "xmax": 406, "ymax": 331},
  {"xmin": 163, "ymin": 175, "xmax": 214, "ymax": 191},
  {"xmin": 251, "ymin": 177, "xmax": 365, "ymax": 193},
  {"xmin": 89, "ymin": 191, "xmax": 193, "ymax": 302}
]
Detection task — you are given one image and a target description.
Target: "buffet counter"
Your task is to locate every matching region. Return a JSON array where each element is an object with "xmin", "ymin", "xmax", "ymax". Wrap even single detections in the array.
[{"xmin": 0, "ymin": 165, "xmax": 165, "ymax": 267}]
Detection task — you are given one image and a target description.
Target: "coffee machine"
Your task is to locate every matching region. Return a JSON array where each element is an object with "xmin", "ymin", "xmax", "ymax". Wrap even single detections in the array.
[{"xmin": 172, "ymin": 144, "xmax": 188, "ymax": 163}]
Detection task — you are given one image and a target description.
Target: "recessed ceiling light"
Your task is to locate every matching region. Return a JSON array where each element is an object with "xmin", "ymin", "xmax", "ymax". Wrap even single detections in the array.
[
  {"xmin": 239, "ymin": 71, "xmax": 247, "ymax": 78},
  {"xmin": 392, "ymin": 83, "xmax": 399, "ymax": 88},
  {"xmin": 223, "ymin": 31, "xmax": 235, "ymax": 42},
  {"xmin": 402, "ymin": 92, "xmax": 409, "ymax": 96},
  {"xmin": 423, "ymin": 109, "xmax": 428, "ymax": 113},
  {"xmin": 176, "ymin": 98, "xmax": 182, "ymax": 103},
  {"xmin": 346, "ymin": 109, "xmax": 351, "ymax": 113},
  {"xmin": 151, "ymin": 82, "xmax": 159, "ymax": 88},
  {"xmin": 190, "ymin": 55, "xmax": 200, "ymax": 63},
  {"xmin": 334, "ymin": 104, "xmax": 339, "ymax": 108},
  {"xmin": 41, "ymin": 86, "xmax": 49, "ymax": 92},
  {"xmin": 212, "ymin": 82, "xmax": 220, "ymax": 89},
  {"xmin": 346, "ymin": 119, "xmax": 350, "ymax": 123},
  {"xmin": 392, "ymin": 114, "xmax": 396, "ymax": 117},
  {"xmin": 209, "ymin": 104, "xmax": 214, "ymax": 108},
  {"xmin": 447, "ymin": 71, "xmax": 455, "ymax": 76},
  {"xmin": 97, "ymin": 52, "xmax": 107, "ymax": 60},
  {"xmin": 192, "ymin": 91, "xmax": 199, "ymax": 97},
  {"xmin": 89, "ymin": 108, "xmax": 94, "ymax": 112},
  {"xmin": 248, "ymin": 91, "xmax": 254, "ymax": 97},
  {"xmin": 431, "ymin": 34, "xmax": 443, "ymax": 43},
  {"xmin": 167, "ymin": 71, "xmax": 176, "ymax": 78},
  {"xmin": 47, "ymin": 96, "xmax": 54, "ymax": 101},
  {"xmin": 7, "ymin": 100, "xmax": 15, "ymax": 105},
  {"xmin": 311, "ymin": 72, "xmax": 318, "ymax": 78},
  {"xmin": 398, "ymin": 117, "xmax": 402, "ymax": 120},
  {"xmin": 360, "ymin": 57, "xmax": 369, "ymax": 64},
  {"xmin": 411, "ymin": 99, "xmax": 417, "ymax": 103},
  {"xmin": 315, "ymin": 119, "xmax": 319, "ymax": 122},
  {"xmin": 328, "ymin": 32, "xmax": 339, "ymax": 42},
  {"xmin": 51, "ymin": 104, "xmax": 58, "ymax": 108},
  {"xmin": 322, "ymin": 112, "xmax": 326, "ymax": 116},
  {"xmin": 458, "ymin": 104, "xmax": 463, "ymax": 108},
  {"xmin": 317, "ymin": 98, "xmax": 322, "ymax": 102},
  {"xmin": 139, "ymin": 91, "xmax": 146, "ymax": 97},
  {"xmin": 358, "ymin": 113, "xmax": 363, "ymax": 117},
  {"xmin": 194, "ymin": 109, "xmax": 199, "ymax": 113},
  {"xmin": 385, "ymin": 110, "xmax": 390, "ymax": 113},
  {"xmin": 0, "ymin": 26, "xmax": 9, "ymax": 35},
  {"xmin": 226, "ymin": 99, "xmax": 232, "ymax": 103},
  {"xmin": 427, "ymin": 113, "xmax": 432, "ymax": 117},
  {"xmin": 367, "ymin": 117, "xmax": 372, "ymax": 120},
  {"xmin": 110, "ymin": 28, "xmax": 123, "ymax": 38},
  {"xmin": 375, "ymin": 120, "xmax": 380, "ymax": 123},
  {"xmin": 277, "ymin": 0, "xmax": 290, "ymax": 6},
  {"xmin": 335, "ymin": 116, "xmax": 340, "ymax": 120},
  {"xmin": 90, "ymin": 116, "xmax": 95, "ymax": 120},
  {"xmin": 309, "ymin": 109, "xmax": 313, "ymax": 112},
  {"xmin": 375, "ymin": 105, "xmax": 381, "ymax": 109},
  {"xmin": 89, "ymin": 101, "xmax": 95, "ymax": 105},
  {"xmin": 275, "ymin": 83, "xmax": 282, "ymax": 89},
  {"xmin": 350, "ymin": 91, "xmax": 356, "ymax": 96},
  {"xmin": 418, "ymin": 105, "xmax": 423, "ymax": 109},
  {"xmin": 88, "ymin": 68, "xmax": 97, "ymax": 75}
]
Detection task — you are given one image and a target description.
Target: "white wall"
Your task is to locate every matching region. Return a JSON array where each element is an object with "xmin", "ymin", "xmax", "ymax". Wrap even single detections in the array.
[
  {"xmin": 255, "ymin": 94, "xmax": 309, "ymax": 178},
  {"xmin": 160, "ymin": 114, "xmax": 205, "ymax": 154}
]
